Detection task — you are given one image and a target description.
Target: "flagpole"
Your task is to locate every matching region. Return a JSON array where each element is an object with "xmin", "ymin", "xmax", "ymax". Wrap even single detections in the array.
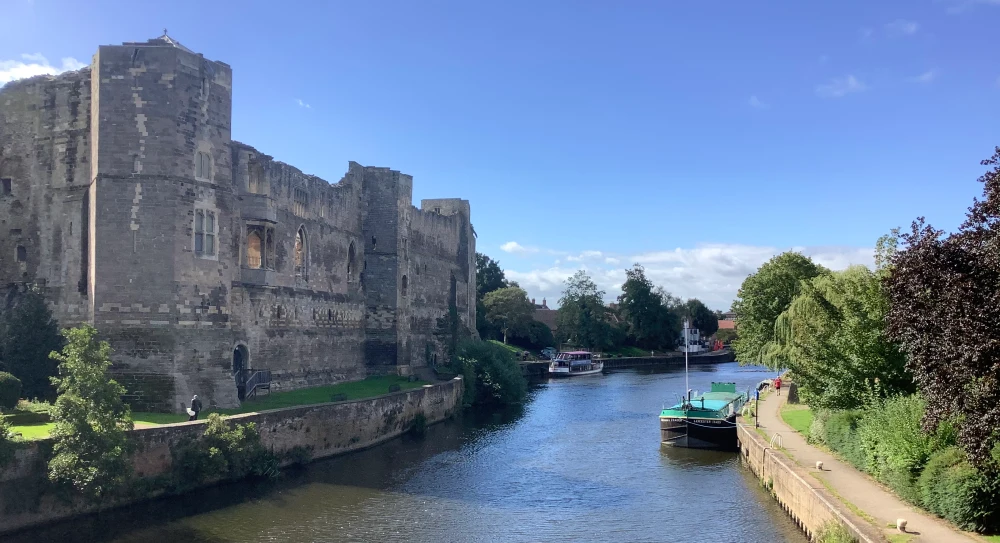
[{"xmin": 684, "ymin": 319, "xmax": 690, "ymax": 401}]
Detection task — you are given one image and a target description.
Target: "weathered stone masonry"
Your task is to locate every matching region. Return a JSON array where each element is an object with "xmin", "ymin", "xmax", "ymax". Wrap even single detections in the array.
[{"xmin": 0, "ymin": 34, "xmax": 476, "ymax": 411}]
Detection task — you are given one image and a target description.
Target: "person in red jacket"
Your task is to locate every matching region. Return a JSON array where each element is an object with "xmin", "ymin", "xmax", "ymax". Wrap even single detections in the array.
[{"xmin": 774, "ymin": 377, "xmax": 782, "ymax": 396}]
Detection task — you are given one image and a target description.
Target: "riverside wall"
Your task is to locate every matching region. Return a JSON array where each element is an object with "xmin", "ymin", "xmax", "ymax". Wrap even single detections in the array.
[
  {"xmin": 0, "ymin": 377, "xmax": 463, "ymax": 535},
  {"xmin": 737, "ymin": 422, "xmax": 885, "ymax": 542}
]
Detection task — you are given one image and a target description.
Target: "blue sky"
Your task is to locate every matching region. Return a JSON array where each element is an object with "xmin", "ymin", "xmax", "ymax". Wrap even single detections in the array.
[{"xmin": 2, "ymin": 0, "xmax": 998, "ymax": 310}]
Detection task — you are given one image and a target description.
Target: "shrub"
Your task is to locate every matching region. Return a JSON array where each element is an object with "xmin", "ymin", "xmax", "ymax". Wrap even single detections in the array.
[
  {"xmin": 0, "ymin": 286, "xmax": 63, "ymax": 400},
  {"xmin": 0, "ymin": 416, "xmax": 21, "ymax": 467},
  {"xmin": 0, "ymin": 372, "xmax": 22, "ymax": 410},
  {"xmin": 808, "ymin": 409, "xmax": 827, "ymax": 445},
  {"xmin": 172, "ymin": 413, "xmax": 278, "ymax": 488},
  {"xmin": 857, "ymin": 395, "xmax": 931, "ymax": 504},
  {"xmin": 456, "ymin": 339, "xmax": 527, "ymax": 407},
  {"xmin": 815, "ymin": 522, "xmax": 857, "ymax": 543},
  {"xmin": 918, "ymin": 447, "xmax": 1000, "ymax": 532},
  {"xmin": 821, "ymin": 409, "xmax": 867, "ymax": 470},
  {"xmin": 47, "ymin": 326, "xmax": 134, "ymax": 500}
]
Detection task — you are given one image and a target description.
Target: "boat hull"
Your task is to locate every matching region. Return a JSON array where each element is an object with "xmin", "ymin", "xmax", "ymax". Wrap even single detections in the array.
[
  {"xmin": 660, "ymin": 414, "xmax": 738, "ymax": 451},
  {"xmin": 548, "ymin": 364, "xmax": 604, "ymax": 377}
]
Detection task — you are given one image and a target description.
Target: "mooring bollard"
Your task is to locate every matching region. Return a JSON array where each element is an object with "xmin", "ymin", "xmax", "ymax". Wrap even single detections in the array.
[
  {"xmin": 896, "ymin": 519, "xmax": 907, "ymax": 532},
  {"xmin": 815, "ymin": 461, "xmax": 824, "ymax": 471}
]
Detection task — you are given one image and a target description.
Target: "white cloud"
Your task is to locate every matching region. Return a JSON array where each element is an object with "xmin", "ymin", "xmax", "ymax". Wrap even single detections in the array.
[
  {"xmin": 500, "ymin": 241, "xmax": 539, "ymax": 255},
  {"xmin": 885, "ymin": 19, "xmax": 920, "ymax": 36},
  {"xmin": 506, "ymin": 243, "xmax": 874, "ymax": 312},
  {"xmin": 296, "ymin": 98, "xmax": 311, "ymax": 109},
  {"xmin": 909, "ymin": 70, "xmax": 937, "ymax": 84},
  {"xmin": 816, "ymin": 75, "xmax": 867, "ymax": 98},
  {"xmin": 748, "ymin": 95, "xmax": 769, "ymax": 109},
  {"xmin": 0, "ymin": 54, "xmax": 86, "ymax": 85}
]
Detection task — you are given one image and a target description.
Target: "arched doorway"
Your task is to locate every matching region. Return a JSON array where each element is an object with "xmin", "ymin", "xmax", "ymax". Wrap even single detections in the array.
[{"xmin": 233, "ymin": 344, "xmax": 249, "ymax": 401}]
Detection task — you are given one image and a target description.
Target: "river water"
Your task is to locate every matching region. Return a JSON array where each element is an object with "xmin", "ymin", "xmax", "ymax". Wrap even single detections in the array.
[{"xmin": 5, "ymin": 362, "xmax": 807, "ymax": 543}]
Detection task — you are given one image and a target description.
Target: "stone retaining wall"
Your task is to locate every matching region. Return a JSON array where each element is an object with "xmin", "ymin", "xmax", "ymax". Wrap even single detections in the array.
[
  {"xmin": 738, "ymin": 422, "xmax": 886, "ymax": 542},
  {"xmin": 0, "ymin": 377, "xmax": 463, "ymax": 535}
]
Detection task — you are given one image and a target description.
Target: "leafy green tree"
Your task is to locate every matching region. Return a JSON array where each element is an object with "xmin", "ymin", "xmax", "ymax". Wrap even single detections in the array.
[
  {"xmin": 0, "ymin": 372, "xmax": 21, "ymax": 409},
  {"xmin": 884, "ymin": 146, "xmax": 1000, "ymax": 467},
  {"xmin": 457, "ymin": 339, "xmax": 527, "ymax": 406},
  {"xmin": 48, "ymin": 325, "xmax": 134, "ymax": 500},
  {"xmin": 556, "ymin": 271, "xmax": 615, "ymax": 351},
  {"xmin": 680, "ymin": 298, "xmax": 719, "ymax": 338},
  {"xmin": 0, "ymin": 286, "xmax": 63, "ymax": 400},
  {"xmin": 483, "ymin": 286, "xmax": 534, "ymax": 344},
  {"xmin": 731, "ymin": 252, "xmax": 827, "ymax": 367},
  {"xmin": 771, "ymin": 265, "xmax": 913, "ymax": 409},
  {"xmin": 617, "ymin": 264, "xmax": 680, "ymax": 349},
  {"xmin": 476, "ymin": 253, "xmax": 508, "ymax": 299},
  {"xmin": 715, "ymin": 328, "xmax": 738, "ymax": 344}
]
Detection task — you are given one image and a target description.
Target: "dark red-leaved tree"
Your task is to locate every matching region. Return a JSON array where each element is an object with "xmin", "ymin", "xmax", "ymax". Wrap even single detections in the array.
[{"xmin": 884, "ymin": 147, "xmax": 1000, "ymax": 467}]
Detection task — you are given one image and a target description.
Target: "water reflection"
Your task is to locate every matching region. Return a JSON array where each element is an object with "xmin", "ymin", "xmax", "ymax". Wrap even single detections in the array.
[{"xmin": 3, "ymin": 363, "xmax": 804, "ymax": 543}]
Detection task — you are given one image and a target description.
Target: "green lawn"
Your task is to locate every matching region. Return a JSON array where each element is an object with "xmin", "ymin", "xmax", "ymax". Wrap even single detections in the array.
[
  {"xmin": 982, "ymin": 535, "xmax": 1000, "ymax": 542},
  {"xmin": 780, "ymin": 403, "xmax": 814, "ymax": 435},
  {"xmin": 488, "ymin": 339, "xmax": 527, "ymax": 356},
  {"xmin": 602, "ymin": 346, "xmax": 654, "ymax": 358},
  {"xmin": 11, "ymin": 375, "xmax": 429, "ymax": 439}
]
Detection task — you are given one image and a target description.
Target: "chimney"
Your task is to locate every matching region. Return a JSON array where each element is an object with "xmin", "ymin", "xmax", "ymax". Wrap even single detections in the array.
[{"xmin": 542, "ymin": 297, "xmax": 547, "ymax": 309}]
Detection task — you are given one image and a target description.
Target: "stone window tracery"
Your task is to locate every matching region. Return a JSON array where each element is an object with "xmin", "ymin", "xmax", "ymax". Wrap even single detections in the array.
[
  {"xmin": 295, "ymin": 227, "xmax": 307, "ymax": 276},
  {"xmin": 194, "ymin": 209, "xmax": 217, "ymax": 257},
  {"xmin": 195, "ymin": 151, "xmax": 212, "ymax": 181},
  {"xmin": 247, "ymin": 231, "xmax": 262, "ymax": 269}
]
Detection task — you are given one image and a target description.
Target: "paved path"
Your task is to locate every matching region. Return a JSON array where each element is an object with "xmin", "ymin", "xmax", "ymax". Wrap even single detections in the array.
[{"xmin": 756, "ymin": 390, "xmax": 980, "ymax": 543}]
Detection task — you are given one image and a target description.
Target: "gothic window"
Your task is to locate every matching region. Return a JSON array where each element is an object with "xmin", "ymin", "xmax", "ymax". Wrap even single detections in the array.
[
  {"xmin": 265, "ymin": 229, "xmax": 275, "ymax": 270},
  {"xmin": 195, "ymin": 151, "xmax": 212, "ymax": 181},
  {"xmin": 194, "ymin": 209, "xmax": 216, "ymax": 257},
  {"xmin": 294, "ymin": 227, "xmax": 307, "ymax": 275},
  {"xmin": 293, "ymin": 188, "xmax": 307, "ymax": 216},
  {"xmin": 247, "ymin": 231, "xmax": 262, "ymax": 269},
  {"xmin": 371, "ymin": 236, "xmax": 377, "ymax": 251},
  {"xmin": 401, "ymin": 275, "xmax": 408, "ymax": 297},
  {"xmin": 319, "ymin": 192, "xmax": 326, "ymax": 218},
  {"xmin": 1, "ymin": 178, "xmax": 11, "ymax": 195},
  {"xmin": 347, "ymin": 241, "xmax": 357, "ymax": 281},
  {"xmin": 16, "ymin": 245, "xmax": 26, "ymax": 262}
]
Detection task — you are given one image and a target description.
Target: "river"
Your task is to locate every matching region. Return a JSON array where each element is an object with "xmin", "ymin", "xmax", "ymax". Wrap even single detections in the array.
[{"xmin": 4, "ymin": 362, "xmax": 808, "ymax": 543}]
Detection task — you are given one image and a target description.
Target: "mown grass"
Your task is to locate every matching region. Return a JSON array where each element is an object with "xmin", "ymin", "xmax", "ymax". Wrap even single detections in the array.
[
  {"xmin": 780, "ymin": 403, "xmax": 814, "ymax": 435},
  {"xmin": 12, "ymin": 375, "xmax": 428, "ymax": 439},
  {"xmin": 982, "ymin": 535, "xmax": 1000, "ymax": 543},
  {"xmin": 487, "ymin": 340, "xmax": 526, "ymax": 356}
]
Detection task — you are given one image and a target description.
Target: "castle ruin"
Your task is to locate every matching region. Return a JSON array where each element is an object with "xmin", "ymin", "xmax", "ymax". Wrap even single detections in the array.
[{"xmin": 0, "ymin": 34, "xmax": 476, "ymax": 411}]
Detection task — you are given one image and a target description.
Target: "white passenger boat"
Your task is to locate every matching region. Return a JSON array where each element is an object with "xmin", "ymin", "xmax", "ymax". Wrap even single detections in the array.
[{"xmin": 548, "ymin": 351, "xmax": 604, "ymax": 377}]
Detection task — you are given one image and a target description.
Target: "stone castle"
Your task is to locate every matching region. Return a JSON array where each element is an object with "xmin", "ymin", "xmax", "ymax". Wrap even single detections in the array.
[{"xmin": 0, "ymin": 34, "xmax": 476, "ymax": 411}]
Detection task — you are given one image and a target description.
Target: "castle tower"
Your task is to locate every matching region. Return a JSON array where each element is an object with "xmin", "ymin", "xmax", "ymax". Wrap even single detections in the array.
[{"xmin": 89, "ymin": 34, "xmax": 238, "ymax": 409}]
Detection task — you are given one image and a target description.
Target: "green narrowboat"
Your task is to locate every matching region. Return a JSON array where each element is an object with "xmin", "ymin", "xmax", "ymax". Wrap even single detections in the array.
[{"xmin": 659, "ymin": 382, "xmax": 748, "ymax": 451}]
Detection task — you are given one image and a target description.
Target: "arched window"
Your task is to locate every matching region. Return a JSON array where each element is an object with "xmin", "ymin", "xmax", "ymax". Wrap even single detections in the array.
[
  {"xmin": 294, "ymin": 227, "xmax": 307, "ymax": 275},
  {"xmin": 401, "ymin": 275, "xmax": 408, "ymax": 297},
  {"xmin": 247, "ymin": 231, "xmax": 262, "ymax": 269},
  {"xmin": 347, "ymin": 241, "xmax": 357, "ymax": 280}
]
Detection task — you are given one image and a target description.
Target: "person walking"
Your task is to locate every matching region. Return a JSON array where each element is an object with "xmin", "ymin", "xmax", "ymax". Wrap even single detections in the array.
[
  {"xmin": 774, "ymin": 377, "xmax": 782, "ymax": 396},
  {"xmin": 188, "ymin": 394, "xmax": 203, "ymax": 421}
]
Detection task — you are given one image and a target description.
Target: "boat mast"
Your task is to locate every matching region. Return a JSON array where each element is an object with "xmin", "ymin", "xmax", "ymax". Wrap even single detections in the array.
[{"xmin": 684, "ymin": 318, "xmax": 690, "ymax": 402}]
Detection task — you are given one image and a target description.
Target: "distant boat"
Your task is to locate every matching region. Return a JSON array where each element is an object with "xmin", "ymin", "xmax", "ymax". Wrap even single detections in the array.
[
  {"xmin": 548, "ymin": 351, "xmax": 604, "ymax": 377},
  {"xmin": 659, "ymin": 382, "xmax": 748, "ymax": 450}
]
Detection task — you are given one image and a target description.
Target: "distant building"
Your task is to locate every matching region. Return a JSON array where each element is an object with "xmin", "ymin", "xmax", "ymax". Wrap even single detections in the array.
[{"xmin": 532, "ymin": 297, "xmax": 558, "ymax": 334}]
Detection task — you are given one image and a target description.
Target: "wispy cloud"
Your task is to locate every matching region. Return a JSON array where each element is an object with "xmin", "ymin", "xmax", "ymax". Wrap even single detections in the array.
[
  {"xmin": 748, "ymin": 95, "xmax": 769, "ymax": 109},
  {"xmin": 296, "ymin": 98, "xmax": 311, "ymax": 109},
  {"xmin": 859, "ymin": 27, "xmax": 874, "ymax": 40},
  {"xmin": 909, "ymin": 70, "xmax": 937, "ymax": 84},
  {"xmin": 505, "ymin": 243, "xmax": 875, "ymax": 311},
  {"xmin": 0, "ymin": 54, "xmax": 86, "ymax": 85},
  {"xmin": 816, "ymin": 75, "xmax": 867, "ymax": 98},
  {"xmin": 885, "ymin": 19, "xmax": 920, "ymax": 36},
  {"xmin": 500, "ymin": 241, "xmax": 540, "ymax": 255}
]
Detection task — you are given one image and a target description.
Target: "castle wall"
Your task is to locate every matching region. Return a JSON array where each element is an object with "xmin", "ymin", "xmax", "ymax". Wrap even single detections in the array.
[
  {"xmin": 0, "ymin": 35, "xmax": 477, "ymax": 412},
  {"xmin": 0, "ymin": 68, "xmax": 92, "ymax": 325}
]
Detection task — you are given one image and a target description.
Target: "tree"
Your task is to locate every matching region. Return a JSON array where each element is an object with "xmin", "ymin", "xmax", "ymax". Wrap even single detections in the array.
[
  {"xmin": 556, "ymin": 271, "xmax": 615, "ymax": 351},
  {"xmin": 0, "ymin": 286, "xmax": 63, "ymax": 400},
  {"xmin": 731, "ymin": 252, "xmax": 827, "ymax": 367},
  {"xmin": 884, "ymin": 147, "xmax": 1000, "ymax": 467},
  {"xmin": 771, "ymin": 265, "xmax": 913, "ymax": 409},
  {"xmin": 476, "ymin": 252, "xmax": 508, "ymax": 299},
  {"xmin": 510, "ymin": 320, "xmax": 555, "ymax": 350},
  {"xmin": 48, "ymin": 325, "xmax": 134, "ymax": 499},
  {"xmin": 483, "ymin": 286, "xmax": 534, "ymax": 344},
  {"xmin": 680, "ymin": 298, "xmax": 719, "ymax": 338},
  {"xmin": 617, "ymin": 264, "xmax": 680, "ymax": 349},
  {"xmin": 715, "ymin": 328, "xmax": 738, "ymax": 344}
]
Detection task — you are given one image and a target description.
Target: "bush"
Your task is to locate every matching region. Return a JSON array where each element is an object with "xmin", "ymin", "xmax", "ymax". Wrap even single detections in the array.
[
  {"xmin": 815, "ymin": 522, "xmax": 857, "ymax": 543},
  {"xmin": 172, "ymin": 413, "xmax": 278, "ymax": 488},
  {"xmin": 857, "ymin": 395, "xmax": 931, "ymax": 504},
  {"xmin": 918, "ymin": 447, "xmax": 1000, "ymax": 532},
  {"xmin": 0, "ymin": 416, "xmax": 21, "ymax": 467},
  {"xmin": 820, "ymin": 409, "xmax": 867, "ymax": 470},
  {"xmin": 456, "ymin": 339, "xmax": 527, "ymax": 407},
  {"xmin": 0, "ymin": 372, "xmax": 22, "ymax": 409}
]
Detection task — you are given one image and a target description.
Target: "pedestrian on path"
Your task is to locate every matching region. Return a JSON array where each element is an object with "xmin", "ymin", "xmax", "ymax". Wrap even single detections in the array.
[
  {"xmin": 774, "ymin": 377, "xmax": 782, "ymax": 396},
  {"xmin": 188, "ymin": 394, "xmax": 203, "ymax": 421}
]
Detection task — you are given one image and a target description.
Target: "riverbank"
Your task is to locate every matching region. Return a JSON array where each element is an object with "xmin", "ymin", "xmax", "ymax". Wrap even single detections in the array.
[
  {"xmin": 747, "ymin": 390, "xmax": 983, "ymax": 542},
  {"xmin": 0, "ymin": 377, "xmax": 463, "ymax": 536}
]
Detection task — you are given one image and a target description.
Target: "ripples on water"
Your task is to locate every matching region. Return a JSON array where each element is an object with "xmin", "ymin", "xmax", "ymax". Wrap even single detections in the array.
[{"xmin": 4, "ymin": 363, "xmax": 807, "ymax": 543}]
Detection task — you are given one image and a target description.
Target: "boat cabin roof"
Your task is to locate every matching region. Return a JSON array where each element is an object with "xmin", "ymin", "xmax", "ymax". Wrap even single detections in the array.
[{"xmin": 562, "ymin": 351, "xmax": 591, "ymax": 355}]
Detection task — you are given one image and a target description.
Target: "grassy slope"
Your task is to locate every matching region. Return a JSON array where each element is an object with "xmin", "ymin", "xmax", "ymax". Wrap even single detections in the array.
[
  {"xmin": 488, "ymin": 340, "xmax": 525, "ymax": 356},
  {"xmin": 780, "ymin": 403, "xmax": 814, "ymax": 435},
  {"xmin": 11, "ymin": 375, "xmax": 427, "ymax": 438}
]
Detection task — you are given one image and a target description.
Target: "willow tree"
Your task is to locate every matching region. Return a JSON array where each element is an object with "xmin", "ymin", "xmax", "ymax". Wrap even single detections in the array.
[
  {"xmin": 731, "ymin": 252, "xmax": 827, "ymax": 367},
  {"xmin": 884, "ymin": 147, "xmax": 1000, "ymax": 467},
  {"xmin": 770, "ymin": 265, "xmax": 912, "ymax": 409}
]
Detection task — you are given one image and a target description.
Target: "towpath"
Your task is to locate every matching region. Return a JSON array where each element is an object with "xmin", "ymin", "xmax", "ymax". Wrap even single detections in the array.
[{"xmin": 755, "ymin": 389, "xmax": 982, "ymax": 543}]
